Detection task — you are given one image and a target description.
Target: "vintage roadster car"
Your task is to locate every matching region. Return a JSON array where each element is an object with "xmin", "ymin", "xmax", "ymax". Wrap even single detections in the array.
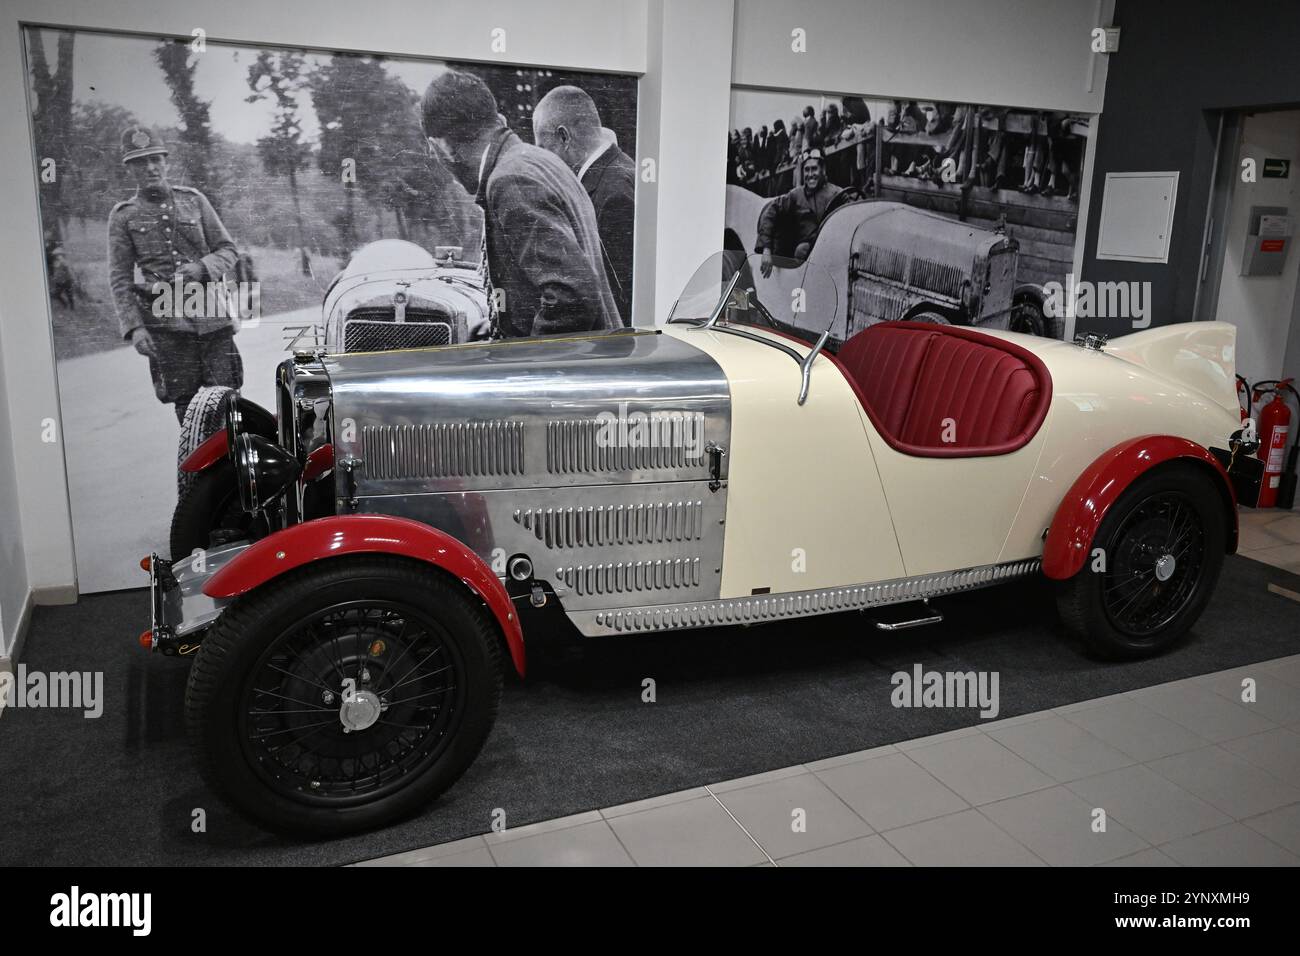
[{"xmin": 147, "ymin": 252, "xmax": 1256, "ymax": 836}]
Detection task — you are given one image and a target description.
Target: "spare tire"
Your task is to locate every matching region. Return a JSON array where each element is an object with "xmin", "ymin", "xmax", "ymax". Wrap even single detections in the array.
[{"xmin": 177, "ymin": 387, "xmax": 275, "ymax": 495}]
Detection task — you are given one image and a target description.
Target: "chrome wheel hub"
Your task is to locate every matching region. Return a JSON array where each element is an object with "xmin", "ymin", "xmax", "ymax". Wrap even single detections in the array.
[
  {"xmin": 338, "ymin": 688, "xmax": 383, "ymax": 732},
  {"xmin": 1154, "ymin": 553, "xmax": 1176, "ymax": 582}
]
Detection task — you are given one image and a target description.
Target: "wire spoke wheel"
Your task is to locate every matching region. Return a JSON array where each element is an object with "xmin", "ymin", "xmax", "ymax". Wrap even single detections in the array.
[
  {"xmin": 1056, "ymin": 464, "xmax": 1225, "ymax": 660},
  {"xmin": 1102, "ymin": 491, "xmax": 1205, "ymax": 637},
  {"xmin": 239, "ymin": 599, "xmax": 466, "ymax": 807},
  {"xmin": 187, "ymin": 555, "xmax": 503, "ymax": 835}
]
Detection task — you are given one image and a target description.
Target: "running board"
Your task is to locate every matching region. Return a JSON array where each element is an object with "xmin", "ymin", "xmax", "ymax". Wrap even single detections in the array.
[
  {"xmin": 875, "ymin": 600, "xmax": 944, "ymax": 631},
  {"xmin": 569, "ymin": 558, "xmax": 1041, "ymax": 636}
]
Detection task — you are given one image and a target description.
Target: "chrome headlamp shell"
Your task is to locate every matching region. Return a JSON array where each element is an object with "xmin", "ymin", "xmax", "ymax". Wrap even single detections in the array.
[
  {"xmin": 225, "ymin": 391, "xmax": 244, "ymax": 459},
  {"xmin": 234, "ymin": 433, "xmax": 301, "ymax": 513}
]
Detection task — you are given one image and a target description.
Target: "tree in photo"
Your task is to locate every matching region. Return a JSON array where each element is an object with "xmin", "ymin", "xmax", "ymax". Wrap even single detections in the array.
[
  {"xmin": 246, "ymin": 50, "xmax": 312, "ymax": 273},
  {"xmin": 154, "ymin": 39, "xmax": 223, "ymax": 209},
  {"xmin": 28, "ymin": 28, "xmax": 75, "ymax": 241}
]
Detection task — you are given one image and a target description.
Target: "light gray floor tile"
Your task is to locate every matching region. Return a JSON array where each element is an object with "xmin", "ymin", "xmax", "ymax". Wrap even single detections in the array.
[
  {"xmin": 488, "ymin": 820, "xmax": 634, "ymax": 867},
  {"xmin": 1199, "ymin": 670, "xmax": 1300, "ymax": 726},
  {"xmin": 803, "ymin": 744, "xmax": 898, "ymax": 771},
  {"xmin": 814, "ymin": 751, "xmax": 967, "ymax": 831},
  {"xmin": 905, "ymin": 733, "xmax": 1056, "ymax": 805},
  {"xmin": 485, "ymin": 810, "xmax": 603, "ymax": 844},
  {"xmin": 1220, "ymin": 727, "xmax": 1300, "ymax": 789},
  {"xmin": 1099, "ymin": 848, "xmax": 1180, "ymax": 867},
  {"xmin": 717, "ymin": 772, "xmax": 872, "ymax": 859},
  {"xmin": 987, "ymin": 714, "xmax": 1135, "ymax": 782},
  {"xmin": 353, "ymin": 835, "xmax": 487, "ymax": 866},
  {"xmin": 1126, "ymin": 681, "xmax": 1278, "ymax": 742},
  {"xmin": 1160, "ymin": 823, "xmax": 1300, "ymax": 867},
  {"xmin": 1060, "ymin": 697, "xmax": 1207, "ymax": 762},
  {"xmin": 606, "ymin": 796, "xmax": 767, "ymax": 866},
  {"xmin": 1147, "ymin": 746, "xmax": 1300, "ymax": 819},
  {"xmin": 780, "ymin": 834, "xmax": 911, "ymax": 867},
  {"xmin": 976, "ymin": 709, "xmax": 1057, "ymax": 731},
  {"xmin": 1241, "ymin": 803, "xmax": 1300, "ymax": 856},
  {"xmin": 893, "ymin": 724, "xmax": 983, "ymax": 752},
  {"xmin": 600, "ymin": 787, "xmax": 710, "ymax": 819},
  {"xmin": 1053, "ymin": 692, "xmax": 1134, "ymax": 715},
  {"xmin": 710, "ymin": 764, "xmax": 808, "ymax": 793},
  {"xmin": 1264, "ymin": 655, "xmax": 1300, "ymax": 689},
  {"xmin": 409, "ymin": 847, "xmax": 497, "ymax": 867},
  {"xmin": 980, "ymin": 786, "xmax": 1149, "ymax": 866},
  {"xmin": 882, "ymin": 809, "xmax": 1044, "ymax": 866},
  {"xmin": 1065, "ymin": 764, "xmax": 1232, "ymax": 845},
  {"xmin": 1247, "ymin": 543, "xmax": 1300, "ymax": 571}
]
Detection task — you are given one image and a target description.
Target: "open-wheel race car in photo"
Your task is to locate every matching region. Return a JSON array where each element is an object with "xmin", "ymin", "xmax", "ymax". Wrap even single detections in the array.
[
  {"xmin": 147, "ymin": 251, "xmax": 1259, "ymax": 837},
  {"xmin": 725, "ymin": 185, "xmax": 1057, "ymax": 340}
]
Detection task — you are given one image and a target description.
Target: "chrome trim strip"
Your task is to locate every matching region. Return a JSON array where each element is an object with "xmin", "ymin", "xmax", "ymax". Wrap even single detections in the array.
[{"xmin": 567, "ymin": 558, "xmax": 1042, "ymax": 636}]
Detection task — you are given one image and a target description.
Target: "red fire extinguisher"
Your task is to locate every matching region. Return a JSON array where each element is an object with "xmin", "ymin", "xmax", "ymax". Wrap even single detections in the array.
[{"xmin": 1252, "ymin": 378, "xmax": 1297, "ymax": 508}]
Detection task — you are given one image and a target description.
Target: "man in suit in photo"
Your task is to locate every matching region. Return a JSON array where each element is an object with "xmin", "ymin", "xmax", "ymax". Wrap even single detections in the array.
[
  {"xmin": 420, "ymin": 71, "xmax": 620, "ymax": 338},
  {"xmin": 533, "ymin": 85, "xmax": 636, "ymax": 326}
]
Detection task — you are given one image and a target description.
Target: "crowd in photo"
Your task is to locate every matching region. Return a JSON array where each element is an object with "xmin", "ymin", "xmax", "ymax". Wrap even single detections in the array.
[{"xmin": 728, "ymin": 97, "xmax": 1087, "ymax": 202}]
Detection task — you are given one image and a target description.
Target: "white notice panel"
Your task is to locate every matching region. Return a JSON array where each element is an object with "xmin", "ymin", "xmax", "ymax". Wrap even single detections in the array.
[{"xmin": 1096, "ymin": 171, "xmax": 1179, "ymax": 263}]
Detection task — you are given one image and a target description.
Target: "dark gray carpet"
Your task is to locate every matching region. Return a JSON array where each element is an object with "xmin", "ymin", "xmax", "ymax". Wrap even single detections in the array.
[{"xmin": 2, "ymin": 554, "xmax": 1297, "ymax": 866}]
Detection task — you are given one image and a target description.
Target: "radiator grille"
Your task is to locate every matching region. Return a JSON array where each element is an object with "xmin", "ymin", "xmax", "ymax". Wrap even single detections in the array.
[
  {"xmin": 343, "ymin": 314, "xmax": 453, "ymax": 353},
  {"xmin": 361, "ymin": 421, "xmax": 524, "ymax": 479},
  {"xmin": 514, "ymin": 501, "xmax": 705, "ymax": 549},
  {"xmin": 556, "ymin": 558, "xmax": 701, "ymax": 595},
  {"xmin": 848, "ymin": 281, "xmax": 911, "ymax": 326},
  {"xmin": 546, "ymin": 415, "xmax": 706, "ymax": 474}
]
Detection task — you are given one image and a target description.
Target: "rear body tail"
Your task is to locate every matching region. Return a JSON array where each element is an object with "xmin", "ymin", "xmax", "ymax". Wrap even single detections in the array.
[{"xmin": 1106, "ymin": 322, "xmax": 1239, "ymax": 415}]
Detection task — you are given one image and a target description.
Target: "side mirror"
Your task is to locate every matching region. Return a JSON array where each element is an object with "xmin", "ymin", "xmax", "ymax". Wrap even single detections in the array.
[{"xmin": 798, "ymin": 328, "xmax": 831, "ymax": 405}]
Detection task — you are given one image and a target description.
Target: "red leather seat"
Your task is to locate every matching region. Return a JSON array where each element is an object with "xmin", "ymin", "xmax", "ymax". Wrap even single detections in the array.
[{"xmin": 833, "ymin": 321, "xmax": 1051, "ymax": 457}]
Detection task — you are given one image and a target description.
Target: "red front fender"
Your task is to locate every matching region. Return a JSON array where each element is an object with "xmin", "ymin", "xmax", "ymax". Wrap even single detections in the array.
[
  {"xmin": 1042, "ymin": 435, "xmax": 1236, "ymax": 580},
  {"xmin": 202, "ymin": 515, "xmax": 526, "ymax": 677}
]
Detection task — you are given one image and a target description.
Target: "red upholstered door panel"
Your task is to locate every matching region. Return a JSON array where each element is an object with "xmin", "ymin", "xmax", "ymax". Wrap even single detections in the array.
[{"xmin": 829, "ymin": 321, "xmax": 1052, "ymax": 458}]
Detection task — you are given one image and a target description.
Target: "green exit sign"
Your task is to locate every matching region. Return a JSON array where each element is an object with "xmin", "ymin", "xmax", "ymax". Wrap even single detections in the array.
[{"xmin": 1263, "ymin": 158, "xmax": 1291, "ymax": 178}]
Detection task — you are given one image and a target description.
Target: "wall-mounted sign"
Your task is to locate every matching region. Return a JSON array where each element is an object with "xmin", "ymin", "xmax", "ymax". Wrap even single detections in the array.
[
  {"xmin": 1263, "ymin": 158, "xmax": 1291, "ymax": 178},
  {"xmin": 1260, "ymin": 239, "xmax": 1286, "ymax": 253}
]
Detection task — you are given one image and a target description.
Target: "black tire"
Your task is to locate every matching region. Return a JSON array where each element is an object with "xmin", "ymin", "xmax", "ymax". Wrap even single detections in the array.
[
  {"xmin": 906, "ymin": 309, "xmax": 951, "ymax": 325},
  {"xmin": 1056, "ymin": 463, "xmax": 1225, "ymax": 660},
  {"xmin": 170, "ymin": 459, "xmax": 265, "ymax": 560},
  {"xmin": 177, "ymin": 388, "xmax": 275, "ymax": 495},
  {"xmin": 1010, "ymin": 293, "xmax": 1048, "ymax": 337},
  {"xmin": 185, "ymin": 556, "xmax": 503, "ymax": 837}
]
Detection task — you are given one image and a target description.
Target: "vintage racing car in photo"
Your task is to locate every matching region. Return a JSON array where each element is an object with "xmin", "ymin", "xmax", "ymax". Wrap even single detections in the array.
[
  {"xmin": 725, "ymin": 186, "xmax": 1055, "ymax": 340},
  {"xmin": 148, "ymin": 252, "xmax": 1258, "ymax": 836}
]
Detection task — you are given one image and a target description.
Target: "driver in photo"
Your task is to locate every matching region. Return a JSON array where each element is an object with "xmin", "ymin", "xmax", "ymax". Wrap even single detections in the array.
[{"xmin": 756, "ymin": 148, "xmax": 843, "ymax": 275}]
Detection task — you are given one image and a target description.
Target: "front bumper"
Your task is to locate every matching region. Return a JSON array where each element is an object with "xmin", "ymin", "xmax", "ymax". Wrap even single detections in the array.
[{"xmin": 144, "ymin": 542, "xmax": 250, "ymax": 655}]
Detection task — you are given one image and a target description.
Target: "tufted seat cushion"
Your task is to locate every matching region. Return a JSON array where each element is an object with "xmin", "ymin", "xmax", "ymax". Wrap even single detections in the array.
[{"xmin": 832, "ymin": 321, "xmax": 1051, "ymax": 457}]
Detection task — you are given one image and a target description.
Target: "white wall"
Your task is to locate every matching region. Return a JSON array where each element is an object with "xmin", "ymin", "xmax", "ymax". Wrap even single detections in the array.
[
  {"xmin": 1212, "ymin": 110, "xmax": 1300, "ymax": 386},
  {"xmin": 732, "ymin": 0, "xmax": 1112, "ymax": 114},
  {"xmin": 0, "ymin": 319, "xmax": 31, "ymax": 659}
]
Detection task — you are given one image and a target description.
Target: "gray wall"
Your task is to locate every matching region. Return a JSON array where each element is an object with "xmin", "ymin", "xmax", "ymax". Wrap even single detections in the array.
[{"xmin": 1079, "ymin": 0, "xmax": 1300, "ymax": 336}]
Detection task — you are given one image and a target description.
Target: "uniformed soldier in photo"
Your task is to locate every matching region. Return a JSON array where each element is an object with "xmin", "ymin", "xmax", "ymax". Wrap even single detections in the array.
[{"xmin": 108, "ymin": 126, "xmax": 242, "ymax": 423}]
